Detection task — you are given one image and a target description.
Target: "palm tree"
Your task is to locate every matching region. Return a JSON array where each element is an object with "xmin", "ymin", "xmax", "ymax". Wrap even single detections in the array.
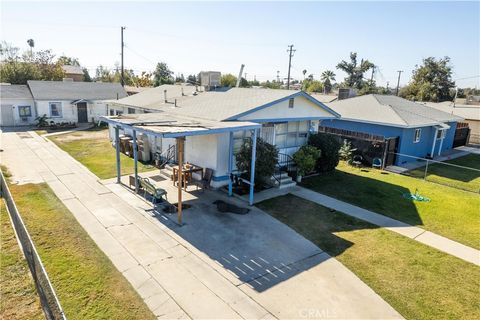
[
  {"xmin": 321, "ymin": 70, "xmax": 336, "ymax": 94},
  {"xmin": 336, "ymin": 52, "xmax": 374, "ymax": 89},
  {"xmin": 27, "ymin": 39, "xmax": 34, "ymax": 55},
  {"xmin": 302, "ymin": 69, "xmax": 307, "ymax": 80}
]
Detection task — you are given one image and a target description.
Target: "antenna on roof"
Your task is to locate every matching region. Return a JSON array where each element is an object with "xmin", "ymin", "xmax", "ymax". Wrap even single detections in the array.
[
  {"xmin": 236, "ymin": 64, "xmax": 245, "ymax": 88},
  {"xmin": 164, "ymin": 89, "xmax": 167, "ymax": 103}
]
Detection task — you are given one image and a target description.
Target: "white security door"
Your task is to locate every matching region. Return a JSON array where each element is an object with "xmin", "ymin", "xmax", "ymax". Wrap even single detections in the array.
[
  {"xmin": 0, "ymin": 105, "xmax": 15, "ymax": 126},
  {"xmin": 260, "ymin": 123, "xmax": 275, "ymax": 145}
]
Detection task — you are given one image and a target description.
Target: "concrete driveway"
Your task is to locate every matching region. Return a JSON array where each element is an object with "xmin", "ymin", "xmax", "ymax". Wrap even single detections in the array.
[{"xmin": 1, "ymin": 130, "xmax": 403, "ymax": 319}]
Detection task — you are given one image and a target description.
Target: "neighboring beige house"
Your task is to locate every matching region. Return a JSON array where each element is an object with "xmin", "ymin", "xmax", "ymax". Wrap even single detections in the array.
[
  {"xmin": 62, "ymin": 65, "xmax": 84, "ymax": 82},
  {"xmin": 424, "ymin": 101, "xmax": 480, "ymax": 144}
]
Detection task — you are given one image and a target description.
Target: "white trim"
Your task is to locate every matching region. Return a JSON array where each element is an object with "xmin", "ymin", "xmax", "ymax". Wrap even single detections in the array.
[
  {"xmin": 49, "ymin": 101, "xmax": 63, "ymax": 118},
  {"xmin": 326, "ymin": 117, "xmax": 453, "ymax": 129},
  {"xmin": 413, "ymin": 128, "xmax": 421, "ymax": 143}
]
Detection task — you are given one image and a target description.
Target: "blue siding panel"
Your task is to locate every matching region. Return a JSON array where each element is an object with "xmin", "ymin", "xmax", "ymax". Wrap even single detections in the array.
[{"xmin": 320, "ymin": 119, "xmax": 458, "ymax": 165}]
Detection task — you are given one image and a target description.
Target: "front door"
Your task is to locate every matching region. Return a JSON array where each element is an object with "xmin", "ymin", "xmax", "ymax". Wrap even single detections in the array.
[
  {"xmin": 77, "ymin": 102, "xmax": 88, "ymax": 123},
  {"xmin": 1, "ymin": 105, "xmax": 15, "ymax": 126}
]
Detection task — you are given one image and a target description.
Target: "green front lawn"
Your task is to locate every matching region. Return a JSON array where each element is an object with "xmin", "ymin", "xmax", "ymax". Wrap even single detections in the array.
[
  {"xmin": 258, "ymin": 194, "xmax": 480, "ymax": 320},
  {"xmin": 301, "ymin": 161, "xmax": 480, "ymax": 249},
  {"xmin": 408, "ymin": 154, "xmax": 480, "ymax": 193},
  {"xmin": 49, "ymin": 129, "xmax": 154, "ymax": 179},
  {"xmin": 6, "ymin": 182, "xmax": 155, "ymax": 320},
  {"xmin": 0, "ymin": 201, "xmax": 44, "ymax": 320}
]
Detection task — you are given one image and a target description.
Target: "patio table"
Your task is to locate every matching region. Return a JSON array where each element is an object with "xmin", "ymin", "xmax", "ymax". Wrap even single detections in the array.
[{"xmin": 172, "ymin": 164, "xmax": 203, "ymax": 191}]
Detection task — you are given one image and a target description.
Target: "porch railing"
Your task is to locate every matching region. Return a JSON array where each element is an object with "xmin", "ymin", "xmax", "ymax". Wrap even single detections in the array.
[
  {"xmin": 272, "ymin": 153, "xmax": 296, "ymax": 187},
  {"xmin": 155, "ymin": 144, "xmax": 176, "ymax": 168}
]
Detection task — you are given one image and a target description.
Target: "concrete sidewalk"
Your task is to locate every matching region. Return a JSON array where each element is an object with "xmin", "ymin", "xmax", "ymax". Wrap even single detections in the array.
[
  {"xmin": 292, "ymin": 188, "xmax": 480, "ymax": 266},
  {"xmin": 0, "ymin": 130, "xmax": 403, "ymax": 319}
]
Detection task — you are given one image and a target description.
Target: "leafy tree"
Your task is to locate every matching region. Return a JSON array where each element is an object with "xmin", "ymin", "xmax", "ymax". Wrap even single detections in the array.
[
  {"xmin": 82, "ymin": 68, "xmax": 92, "ymax": 82},
  {"xmin": 153, "ymin": 62, "xmax": 174, "ymax": 86},
  {"xmin": 221, "ymin": 73, "xmax": 237, "ymax": 87},
  {"xmin": 336, "ymin": 52, "xmax": 374, "ymax": 90},
  {"xmin": 249, "ymin": 79, "xmax": 260, "ymax": 86},
  {"xmin": 400, "ymin": 56, "xmax": 455, "ymax": 102},
  {"xmin": 293, "ymin": 145, "xmax": 321, "ymax": 176},
  {"xmin": 175, "ymin": 73, "xmax": 185, "ymax": 83},
  {"xmin": 302, "ymin": 79, "xmax": 324, "ymax": 93},
  {"xmin": 235, "ymin": 138, "xmax": 278, "ymax": 183},
  {"xmin": 187, "ymin": 74, "xmax": 197, "ymax": 84},
  {"xmin": 308, "ymin": 133, "xmax": 341, "ymax": 172},
  {"xmin": 321, "ymin": 70, "xmax": 336, "ymax": 93},
  {"xmin": 261, "ymin": 80, "xmax": 281, "ymax": 89},
  {"xmin": 0, "ymin": 42, "xmax": 64, "ymax": 84},
  {"xmin": 57, "ymin": 55, "xmax": 80, "ymax": 66},
  {"xmin": 239, "ymin": 77, "xmax": 250, "ymax": 88}
]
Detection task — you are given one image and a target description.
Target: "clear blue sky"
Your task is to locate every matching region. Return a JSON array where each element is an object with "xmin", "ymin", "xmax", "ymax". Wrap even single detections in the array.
[{"xmin": 1, "ymin": 1, "xmax": 479, "ymax": 87}]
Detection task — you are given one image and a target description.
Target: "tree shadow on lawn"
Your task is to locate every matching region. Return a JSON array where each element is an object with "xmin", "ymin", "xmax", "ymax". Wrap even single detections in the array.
[{"xmin": 301, "ymin": 169, "xmax": 424, "ymax": 227}]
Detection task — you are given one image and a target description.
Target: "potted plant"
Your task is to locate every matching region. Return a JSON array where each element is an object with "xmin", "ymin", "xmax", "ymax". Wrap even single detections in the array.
[{"xmin": 292, "ymin": 145, "xmax": 321, "ymax": 183}]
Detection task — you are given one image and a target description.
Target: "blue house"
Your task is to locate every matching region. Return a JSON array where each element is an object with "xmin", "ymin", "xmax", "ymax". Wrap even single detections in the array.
[{"xmin": 322, "ymin": 95, "xmax": 463, "ymax": 166}]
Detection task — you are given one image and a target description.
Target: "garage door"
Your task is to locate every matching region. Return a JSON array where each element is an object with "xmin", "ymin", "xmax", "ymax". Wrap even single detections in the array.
[{"xmin": 1, "ymin": 105, "xmax": 15, "ymax": 126}]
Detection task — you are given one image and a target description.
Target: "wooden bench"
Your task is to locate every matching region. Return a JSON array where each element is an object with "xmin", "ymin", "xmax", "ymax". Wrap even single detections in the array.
[{"xmin": 140, "ymin": 177, "xmax": 167, "ymax": 204}]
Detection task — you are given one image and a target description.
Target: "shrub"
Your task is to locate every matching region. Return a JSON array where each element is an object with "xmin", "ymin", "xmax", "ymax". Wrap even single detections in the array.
[
  {"xmin": 293, "ymin": 145, "xmax": 321, "ymax": 176},
  {"xmin": 35, "ymin": 114, "xmax": 49, "ymax": 127},
  {"xmin": 339, "ymin": 139, "xmax": 357, "ymax": 162},
  {"xmin": 235, "ymin": 137, "xmax": 278, "ymax": 183},
  {"xmin": 308, "ymin": 133, "xmax": 341, "ymax": 172}
]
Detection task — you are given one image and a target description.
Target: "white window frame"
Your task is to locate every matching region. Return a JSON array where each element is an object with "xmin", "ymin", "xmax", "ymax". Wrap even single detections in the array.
[
  {"xmin": 436, "ymin": 129, "xmax": 446, "ymax": 140},
  {"xmin": 49, "ymin": 102, "xmax": 62, "ymax": 118},
  {"xmin": 18, "ymin": 105, "xmax": 32, "ymax": 117},
  {"xmin": 413, "ymin": 128, "xmax": 421, "ymax": 143}
]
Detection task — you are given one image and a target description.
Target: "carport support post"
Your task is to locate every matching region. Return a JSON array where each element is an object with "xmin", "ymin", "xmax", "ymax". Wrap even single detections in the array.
[
  {"xmin": 438, "ymin": 131, "xmax": 444, "ymax": 156},
  {"xmin": 115, "ymin": 126, "xmax": 121, "ymax": 184},
  {"xmin": 177, "ymin": 137, "xmax": 185, "ymax": 225},
  {"xmin": 249, "ymin": 129, "xmax": 257, "ymax": 206},
  {"xmin": 228, "ymin": 132, "xmax": 234, "ymax": 196},
  {"xmin": 132, "ymin": 129, "xmax": 139, "ymax": 193},
  {"xmin": 431, "ymin": 128, "xmax": 438, "ymax": 157}
]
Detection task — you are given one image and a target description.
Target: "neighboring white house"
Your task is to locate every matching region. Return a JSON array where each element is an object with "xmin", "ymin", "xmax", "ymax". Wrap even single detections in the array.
[
  {"xmin": 0, "ymin": 84, "xmax": 36, "ymax": 126},
  {"xmin": 104, "ymin": 86, "xmax": 340, "ymax": 187},
  {"xmin": 27, "ymin": 80, "xmax": 127, "ymax": 124}
]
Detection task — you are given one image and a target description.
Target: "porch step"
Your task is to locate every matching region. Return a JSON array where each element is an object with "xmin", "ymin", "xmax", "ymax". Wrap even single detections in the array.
[
  {"xmin": 278, "ymin": 180, "xmax": 297, "ymax": 189},
  {"xmin": 271, "ymin": 171, "xmax": 297, "ymax": 189}
]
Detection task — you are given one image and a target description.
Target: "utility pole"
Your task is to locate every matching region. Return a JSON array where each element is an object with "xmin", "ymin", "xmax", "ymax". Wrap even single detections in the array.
[
  {"xmin": 395, "ymin": 70, "xmax": 403, "ymax": 96},
  {"xmin": 121, "ymin": 26, "xmax": 126, "ymax": 87},
  {"xmin": 276, "ymin": 70, "xmax": 280, "ymax": 83},
  {"xmin": 370, "ymin": 65, "xmax": 375, "ymax": 82},
  {"xmin": 286, "ymin": 44, "xmax": 295, "ymax": 89},
  {"xmin": 386, "ymin": 81, "xmax": 390, "ymax": 91}
]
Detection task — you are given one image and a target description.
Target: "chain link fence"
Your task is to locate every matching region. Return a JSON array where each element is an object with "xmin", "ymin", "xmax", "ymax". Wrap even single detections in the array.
[
  {"xmin": 0, "ymin": 171, "xmax": 66, "ymax": 320},
  {"xmin": 388, "ymin": 153, "xmax": 480, "ymax": 193}
]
